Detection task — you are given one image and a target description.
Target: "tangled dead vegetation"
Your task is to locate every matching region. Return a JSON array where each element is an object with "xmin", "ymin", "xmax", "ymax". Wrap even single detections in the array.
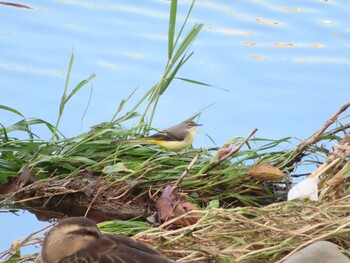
[{"xmin": 136, "ymin": 196, "xmax": 350, "ymax": 262}]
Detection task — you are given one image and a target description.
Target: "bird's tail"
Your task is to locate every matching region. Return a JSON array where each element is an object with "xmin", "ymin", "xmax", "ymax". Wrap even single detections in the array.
[
  {"xmin": 113, "ymin": 138, "xmax": 164, "ymax": 146},
  {"xmin": 112, "ymin": 138, "xmax": 152, "ymax": 143}
]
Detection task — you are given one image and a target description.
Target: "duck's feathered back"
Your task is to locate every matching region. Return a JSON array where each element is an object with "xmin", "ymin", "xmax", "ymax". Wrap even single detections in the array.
[{"xmin": 37, "ymin": 217, "xmax": 175, "ymax": 263}]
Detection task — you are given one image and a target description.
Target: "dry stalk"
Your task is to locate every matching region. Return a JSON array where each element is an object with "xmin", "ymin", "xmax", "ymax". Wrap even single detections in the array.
[
  {"xmin": 175, "ymin": 153, "xmax": 200, "ymax": 187},
  {"xmin": 208, "ymin": 128, "xmax": 258, "ymax": 170},
  {"xmin": 84, "ymin": 185, "xmax": 106, "ymax": 217},
  {"xmin": 297, "ymin": 101, "xmax": 350, "ymax": 153},
  {"xmin": 281, "ymin": 101, "xmax": 350, "ymax": 169}
]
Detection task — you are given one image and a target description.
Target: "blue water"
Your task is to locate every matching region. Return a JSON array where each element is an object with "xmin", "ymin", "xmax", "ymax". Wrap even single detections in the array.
[
  {"xmin": 0, "ymin": 210, "xmax": 49, "ymax": 256},
  {"xmin": 1, "ymin": 0, "xmax": 350, "ymax": 255}
]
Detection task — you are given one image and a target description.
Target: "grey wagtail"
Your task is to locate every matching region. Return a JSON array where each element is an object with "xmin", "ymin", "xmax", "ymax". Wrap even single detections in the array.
[{"xmin": 117, "ymin": 120, "xmax": 201, "ymax": 151}]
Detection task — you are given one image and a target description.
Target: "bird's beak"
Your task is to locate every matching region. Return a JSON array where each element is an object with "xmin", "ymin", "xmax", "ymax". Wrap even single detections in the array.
[{"xmin": 195, "ymin": 123, "xmax": 202, "ymax": 126}]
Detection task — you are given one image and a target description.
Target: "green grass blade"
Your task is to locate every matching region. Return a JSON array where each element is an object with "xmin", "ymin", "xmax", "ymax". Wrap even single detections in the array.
[
  {"xmin": 0, "ymin": 105, "xmax": 25, "ymax": 118},
  {"xmin": 176, "ymin": 77, "xmax": 229, "ymax": 91},
  {"xmin": 60, "ymin": 53, "xmax": 74, "ymax": 115},
  {"xmin": 0, "ymin": 118, "xmax": 62, "ymax": 138},
  {"xmin": 168, "ymin": 0, "xmax": 177, "ymax": 59},
  {"xmin": 52, "ymin": 54, "xmax": 74, "ymax": 141},
  {"xmin": 171, "ymin": 23, "xmax": 203, "ymax": 66},
  {"xmin": 173, "ymin": 0, "xmax": 196, "ymax": 49},
  {"xmin": 51, "ymin": 54, "xmax": 95, "ymax": 141},
  {"xmin": 66, "ymin": 73, "xmax": 96, "ymax": 103},
  {"xmin": 111, "ymin": 87, "xmax": 138, "ymax": 122}
]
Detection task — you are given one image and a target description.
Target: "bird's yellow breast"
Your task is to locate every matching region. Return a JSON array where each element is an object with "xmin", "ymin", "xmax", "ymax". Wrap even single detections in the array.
[{"xmin": 146, "ymin": 130, "xmax": 195, "ymax": 151}]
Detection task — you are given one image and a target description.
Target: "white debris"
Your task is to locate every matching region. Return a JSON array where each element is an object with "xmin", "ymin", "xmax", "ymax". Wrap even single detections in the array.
[{"xmin": 287, "ymin": 176, "xmax": 318, "ymax": 201}]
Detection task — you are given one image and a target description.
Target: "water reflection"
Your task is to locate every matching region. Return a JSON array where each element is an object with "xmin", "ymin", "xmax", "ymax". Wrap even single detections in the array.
[{"xmin": 0, "ymin": 210, "xmax": 49, "ymax": 254}]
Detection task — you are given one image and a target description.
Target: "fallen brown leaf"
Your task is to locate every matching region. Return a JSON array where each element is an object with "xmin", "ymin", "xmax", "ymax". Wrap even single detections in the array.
[
  {"xmin": 155, "ymin": 186, "xmax": 200, "ymax": 227},
  {"xmin": 247, "ymin": 163, "xmax": 284, "ymax": 181}
]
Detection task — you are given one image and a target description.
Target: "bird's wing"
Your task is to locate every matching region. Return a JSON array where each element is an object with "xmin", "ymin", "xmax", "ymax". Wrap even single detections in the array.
[
  {"xmin": 147, "ymin": 130, "xmax": 185, "ymax": 142},
  {"xmin": 59, "ymin": 235, "xmax": 175, "ymax": 263}
]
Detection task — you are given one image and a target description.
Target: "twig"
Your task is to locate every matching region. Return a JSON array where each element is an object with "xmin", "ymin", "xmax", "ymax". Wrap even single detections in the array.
[
  {"xmin": 175, "ymin": 153, "xmax": 200, "ymax": 187},
  {"xmin": 84, "ymin": 186, "xmax": 105, "ymax": 217},
  {"xmin": 323, "ymin": 123, "xmax": 350, "ymax": 137},
  {"xmin": 290, "ymin": 173, "xmax": 311, "ymax": 178},
  {"xmin": 208, "ymin": 128, "xmax": 258, "ymax": 170},
  {"xmin": 316, "ymin": 135, "xmax": 350, "ymax": 198},
  {"xmin": 309, "ymin": 157, "xmax": 341, "ymax": 179},
  {"xmin": 13, "ymin": 190, "xmax": 82, "ymax": 203},
  {"xmin": 282, "ymin": 101, "xmax": 350, "ymax": 170},
  {"xmin": 108, "ymin": 189, "xmax": 130, "ymax": 200},
  {"xmin": 279, "ymin": 102, "xmax": 350, "ymax": 170},
  {"xmin": 298, "ymin": 101, "xmax": 350, "ymax": 151}
]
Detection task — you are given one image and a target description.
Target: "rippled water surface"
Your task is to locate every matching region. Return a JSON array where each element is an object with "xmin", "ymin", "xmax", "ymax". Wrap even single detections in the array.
[
  {"xmin": 1, "ymin": 0, "xmax": 350, "ymax": 253},
  {"xmin": 2, "ymin": 0, "xmax": 350, "ymax": 141}
]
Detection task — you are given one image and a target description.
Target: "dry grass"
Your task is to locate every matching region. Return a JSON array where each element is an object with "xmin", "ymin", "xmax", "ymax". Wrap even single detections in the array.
[{"xmin": 135, "ymin": 196, "xmax": 350, "ymax": 262}]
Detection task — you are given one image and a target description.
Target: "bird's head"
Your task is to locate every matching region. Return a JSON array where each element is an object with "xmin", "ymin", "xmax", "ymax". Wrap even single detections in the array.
[
  {"xmin": 183, "ymin": 120, "xmax": 202, "ymax": 132},
  {"xmin": 40, "ymin": 217, "xmax": 100, "ymax": 263}
]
